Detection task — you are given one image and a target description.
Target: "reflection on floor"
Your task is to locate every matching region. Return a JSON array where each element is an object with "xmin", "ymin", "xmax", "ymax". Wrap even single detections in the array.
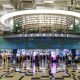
[{"xmin": 0, "ymin": 62, "xmax": 80, "ymax": 80}]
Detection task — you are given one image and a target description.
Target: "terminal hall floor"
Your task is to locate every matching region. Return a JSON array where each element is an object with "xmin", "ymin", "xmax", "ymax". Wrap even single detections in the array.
[{"xmin": 0, "ymin": 62, "xmax": 80, "ymax": 80}]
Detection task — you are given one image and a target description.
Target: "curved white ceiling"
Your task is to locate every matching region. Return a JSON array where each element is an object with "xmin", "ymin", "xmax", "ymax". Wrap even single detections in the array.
[{"xmin": 0, "ymin": 9, "xmax": 80, "ymax": 27}]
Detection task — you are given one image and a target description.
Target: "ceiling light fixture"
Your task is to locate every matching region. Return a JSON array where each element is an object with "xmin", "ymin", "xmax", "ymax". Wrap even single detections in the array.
[{"xmin": 0, "ymin": 9, "xmax": 80, "ymax": 28}]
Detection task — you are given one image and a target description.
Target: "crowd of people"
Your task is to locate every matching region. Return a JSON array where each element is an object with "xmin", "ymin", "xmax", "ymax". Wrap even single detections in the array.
[
  {"xmin": 0, "ymin": 51, "xmax": 79, "ymax": 68},
  {"xmin": 0, "ymin": 50, "xmax": 79, "ymax": 77}
]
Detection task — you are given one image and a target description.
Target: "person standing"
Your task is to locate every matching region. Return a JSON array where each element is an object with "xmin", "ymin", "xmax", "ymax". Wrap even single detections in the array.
[
  {"xmin": 0, "ymin": 54, "xmax": 2, "ymax": 67},
  {"xmin": 68, "ymin": 55, "xmax": 72, "ymax": 66},
  {"xmin": 2, "ymin": 52, "xmax": 7, "ymax": 67},
  {"xmin": 35, "ymin": 54, "xmax": 39, "ymax": 72}
]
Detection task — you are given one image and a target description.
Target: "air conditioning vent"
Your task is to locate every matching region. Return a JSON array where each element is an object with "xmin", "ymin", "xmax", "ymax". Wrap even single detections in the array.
[
  {"xmin": 22, "ymin": 1, "xmax": 32, "ymax": 3},
  {"xmin": 75, "ymin": 7, "xmax": 80, "ymax": 10}
]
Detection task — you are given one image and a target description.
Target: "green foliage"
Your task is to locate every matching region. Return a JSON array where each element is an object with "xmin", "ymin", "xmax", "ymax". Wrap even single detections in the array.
[
  {"xmin": 13, "ymin": 19, "xmax": 21, "ymax": 34},
  {"xmin": 74, "ymin": 22, "xmax": 80, "ymax": 34}
]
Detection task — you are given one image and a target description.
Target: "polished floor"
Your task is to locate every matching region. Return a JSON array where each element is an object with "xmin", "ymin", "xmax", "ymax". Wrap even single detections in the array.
[{"xmin": 0, "ymin": 61, "xmax": 80, "ymax": 80}]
